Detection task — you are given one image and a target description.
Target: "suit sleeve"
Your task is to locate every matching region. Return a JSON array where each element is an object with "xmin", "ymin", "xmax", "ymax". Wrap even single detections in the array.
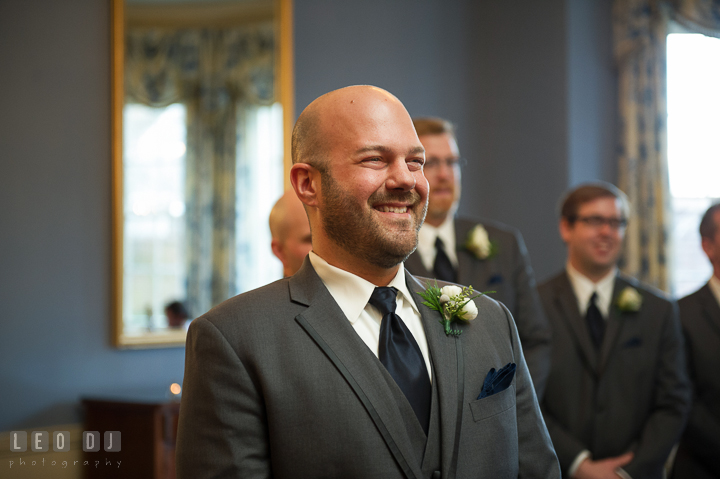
[
  {"xmin": 507, "ymin": 230, "xmax": 552, "ymax": 399},
  {"xmin": 682, "ymin": 366, "xmax": 720, "ymax": 475},
  {"xmin": 176, "ymin": 317, "xmax": 271, "ymax": 479},
  {"xmin": 499, "ymin": 303, "xmax": 561, "ymax": 478},
  {"xmin": 623, "ymin": 300, "xmax": 692, "ymax": 478},
  {"xmin": 540, "ymin": 404, "xmax": 591, "ymax": 473},
  {"xmin": 679, "ymin": 302, "xmax": 720, "ymax": 476}
]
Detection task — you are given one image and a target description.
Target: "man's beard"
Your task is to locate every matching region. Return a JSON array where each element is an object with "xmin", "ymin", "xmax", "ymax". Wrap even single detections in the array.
[{"xmin": 319, "ymin": 170, "xmax": 427, "ymax": 269}]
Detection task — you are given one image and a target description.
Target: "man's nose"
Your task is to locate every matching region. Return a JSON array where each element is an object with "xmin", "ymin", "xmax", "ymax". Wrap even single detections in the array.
[
  {"xmin": 598, "ymin": 222, "xmax": 615, "ymax": 236},
  {"xmin": 386, "ymin": 160, "xmax": 416, "ymax": 191},
  {"xmin": 436, "ymin": 160, "xmax": 454, "ymax": 179}
]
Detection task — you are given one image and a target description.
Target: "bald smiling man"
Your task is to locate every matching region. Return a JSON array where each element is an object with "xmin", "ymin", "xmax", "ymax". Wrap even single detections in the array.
[
  {"xmin": 176, "ymin": 85, "xmax": 559, "ymax": 479},
  {"xmin": 269, "ymin": 190, "xmax": 312, "ymax": 277}
]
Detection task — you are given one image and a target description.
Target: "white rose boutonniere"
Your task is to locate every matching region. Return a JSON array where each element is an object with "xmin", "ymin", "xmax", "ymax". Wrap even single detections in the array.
[
  {"xmin": 617, "ymin": 286, "xmax": 642, "ymax": 312},
  {"xmin": 465, "ymin": 224, "xmax": 498, "ymax": 260},
  {"xmin": 417, "ymin": 281, "xmax": 484, "ymax": 336}
]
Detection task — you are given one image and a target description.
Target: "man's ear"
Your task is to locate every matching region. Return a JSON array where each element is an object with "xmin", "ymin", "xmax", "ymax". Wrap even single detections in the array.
[
  {"xmin": 702, "ymin": 236, "xmax": 716, "ymax": 263},
  {"xmin": 559, "ymin": 218, "xmax": 572, "ymax": 243},
  {"xmin": 271, "ymin": 238, "xmax": 285, "ymax": 263},
  {"xmin": 291, "ymin": 163, "xmax": 319, "ymax": 207}
]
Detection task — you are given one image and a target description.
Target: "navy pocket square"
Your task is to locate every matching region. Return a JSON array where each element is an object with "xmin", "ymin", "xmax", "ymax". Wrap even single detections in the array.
[
  {"xmin": 477, "ymin": 362, "xmax": 516, "ymax": 399},
  {"xmin": 488, "ymin": 274, "xmax": 503, "ymax": 285}
]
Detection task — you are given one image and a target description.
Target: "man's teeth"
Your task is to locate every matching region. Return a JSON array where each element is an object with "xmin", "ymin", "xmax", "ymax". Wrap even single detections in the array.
[{"xmin": 377, "ymin": 206, "xmax": 408, "ymax": 213}]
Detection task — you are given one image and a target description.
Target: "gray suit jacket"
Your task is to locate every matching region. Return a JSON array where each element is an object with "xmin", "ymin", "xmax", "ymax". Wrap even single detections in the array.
[
  {"xmin": 672, "ymin": 283, "xmax": 720, "ymax": 479},
  {"xmin": 538, "ymin": 271, "xmax": 691, "ymax": 479},
  {"xmin": 405, "ymin": 217, "xmax": 551, "ymax": 397},
  {"xmin": 176, "ymin": 258, "xmax": 560, "ymax": 479}
]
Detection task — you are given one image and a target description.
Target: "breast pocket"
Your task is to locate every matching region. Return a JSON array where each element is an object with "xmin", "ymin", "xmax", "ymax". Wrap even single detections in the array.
[
  {"xmin": 469, "ymin": 384, "xmax": 516, "ymax": 422},
  {"xmin": 462, "ymin": 384, "xmax": 519, "ymax": 477}
]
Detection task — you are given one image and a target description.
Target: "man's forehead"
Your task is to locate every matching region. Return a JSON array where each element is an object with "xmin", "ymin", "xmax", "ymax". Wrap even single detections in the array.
[
  {"xmin": 578, "ymin": 197, "xmax": 623, "ymax": 214},
  {"xmin": 419, "ymin": 133, "xmax": 460, "ymax": 156},
  {"xmin": 319, "ymin": 106, "xmax": 419, "ymax": 150}
]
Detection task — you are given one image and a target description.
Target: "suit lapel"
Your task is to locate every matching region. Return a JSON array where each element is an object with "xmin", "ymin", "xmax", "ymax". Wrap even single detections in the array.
[
  {"xmin": 290, "ymin": 262, "xmax": 424, "ymax": 479},
  {"xmin": 456, "ymin": 248, "xmax": 492, "ymax": 289},
  {"xmin": 405, "ymin": 250, "xmax": 433, "ymax": 278},
  {"xmin": 553, "ymin": 272, "xmax": 599, "ymax": 372},
  {"xmin": 454, "ymin": 220, "xmax": 475, "ymax": 287},
  {"xmin": 454, "ymin": 219, "xmax": 495, "ymax": 292},
  {"xmin": 598, "ymin": 276, "xmax": 629, "ymax": 374},
  {"xmin": 699, "ymin": 283, "xmax": 720, "ymax": 338},
  {"xmin": 406, "ymin": 272, "xmax": 464, "ymax": 479}
]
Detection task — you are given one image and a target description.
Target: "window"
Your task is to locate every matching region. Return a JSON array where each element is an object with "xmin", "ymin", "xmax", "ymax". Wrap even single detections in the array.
[
  {"xmin": 124, "ymin": 104, "xmax": 188, "ymax": 332},
  {"xmin": 123, "ymin": 103, "xmax": 282, "ymax": 333},
  {"xmin": 667, "ymin": 30, "xmax": 720, "ymax": 297}
]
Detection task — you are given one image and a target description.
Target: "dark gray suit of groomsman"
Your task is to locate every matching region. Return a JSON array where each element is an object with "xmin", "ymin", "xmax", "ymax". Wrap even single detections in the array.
[
  {"xmin": 405, "ymin": 217, "xmax": 551, "ymax": 397},
  {"xmin": 176, "ymin": 259, "xmax": 560, "ymax": 479},
  {"xmin": 539, "ymin": 272, "xmax": 691, "ymax": 478},
  {"xmin": 672, "ymin": 283, "xmax": 720, "ymax": 478}
]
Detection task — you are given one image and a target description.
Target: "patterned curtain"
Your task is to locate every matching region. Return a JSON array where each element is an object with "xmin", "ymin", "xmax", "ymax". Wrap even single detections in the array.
[
  {"xmin": 613, "ymin": 0, "xmax": 671, "ymax": 290},
  {"xmin": 125, "ymin": 24, "xmax": 275, "ymax": 317},
  {"xmin": 671, "ymin": 0, "xmax": 720, "ymax": 36},
  {"xmin": 613, "ymin": 0, "xmax": 720, "ymax": 291}
]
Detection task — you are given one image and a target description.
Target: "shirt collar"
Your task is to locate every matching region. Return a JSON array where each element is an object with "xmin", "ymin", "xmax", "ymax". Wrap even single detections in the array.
[
  {"xmin": 566, "ymin": 262, "xmax": 617, "ymax": 317},
  {"xmin": 708, "ymin": 275, "xmax": 720, "ymax": 306},
  {"xmin": 417, "ymin": 215, "xmax": 457, "ymax": 269},
  {"xmin": 308, "ymin": 251, "xmax": 420, "ymax": 324}
]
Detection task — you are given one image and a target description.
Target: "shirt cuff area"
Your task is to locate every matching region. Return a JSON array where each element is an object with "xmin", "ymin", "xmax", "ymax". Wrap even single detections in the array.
[
  {"xmin": 615, "ymin": 467, "xmax": 633, "ymax": 479},
  {"xmin": 568, "ymin": 450, "xmax": 592, "ymax": 477}
]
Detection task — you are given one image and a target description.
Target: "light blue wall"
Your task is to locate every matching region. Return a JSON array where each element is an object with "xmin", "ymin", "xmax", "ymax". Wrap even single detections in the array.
[
  {"xmin": 0, "ymin": 0, "xmax": 615, "ymax": 431},
  {"xmin": 0, "ymin": 0, "xmax": 187, "ymax": 432},
  {"xmin": 567, "ymin": 0, "xmax": 617, "ymax": 188},
  {"xmin": 457, "ymin": 0, "xmax": 571, "ymax": 280}
]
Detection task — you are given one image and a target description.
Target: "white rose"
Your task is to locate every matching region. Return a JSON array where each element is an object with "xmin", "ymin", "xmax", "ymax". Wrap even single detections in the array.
[
  {"xmin": 457, "ymin": 299, "xmax": 478, "ymax": 321},
  {"xmin": 467, "ymin": 225, "xmax": 491, "ymax": 259},
  {"xmin": 618, "ymin": 287, "xmax": 642, "ymax": 312},
  {"xmin": 440, "ymin": 285, "xmax": 463, "ymax": 298}
]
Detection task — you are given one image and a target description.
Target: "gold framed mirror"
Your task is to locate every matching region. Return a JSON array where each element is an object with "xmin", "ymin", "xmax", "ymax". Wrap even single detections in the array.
[{"xmin": 111, "ymin": 0, "xmax": 294, "ymax": 348}]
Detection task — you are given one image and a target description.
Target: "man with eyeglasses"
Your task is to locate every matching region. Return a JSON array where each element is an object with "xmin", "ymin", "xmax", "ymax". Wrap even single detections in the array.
[
  {"xmin": 538, "ymin": 182, "xmax": 691, "ymax": 479},
  {"xmin": 404, "ymin": 117, "xmax": 552, "ymax": 397}
]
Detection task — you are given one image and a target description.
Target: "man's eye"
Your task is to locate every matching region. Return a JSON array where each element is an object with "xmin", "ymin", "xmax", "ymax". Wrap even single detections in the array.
[
  {"xmin": 362, "ymin": 157, "xmax": 383, "ymax": 164},
  {"xmin": 407, "ymin": 158, "xmax": 424, "ymax": 170}
]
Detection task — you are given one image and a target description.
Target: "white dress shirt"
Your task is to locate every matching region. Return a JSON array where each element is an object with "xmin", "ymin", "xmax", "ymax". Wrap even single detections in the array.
[
  {"xmin": 564, "ymin": 263, "xmax": 632, "ymax": 479},
  {"xmin": 566, "ymin": 263, "xmax": 618, "ymax": 319},
  {"xmin": 308, "ymin": 252, "xmax": 432, "ymax": 382},
  {"xmin": 417, "ymin": 215, "xmax": 458, "ymax": 272}
]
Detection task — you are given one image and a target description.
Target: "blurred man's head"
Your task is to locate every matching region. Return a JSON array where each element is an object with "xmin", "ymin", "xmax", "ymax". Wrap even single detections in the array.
[
  {"xmin": 413, "ymin": 117, "xmax": 461, "ymax": 227},
  {"xmin": 290, "ymin": 85, "xmax": 428, "ymax": 284},
  {"xmin": 165, "ymin": 301, "xmax": 190, "ymax": 328},
  {"xmin": 558, "ymin": 182, "xmax": 631, "ymax": 282},
  {"xmin": 700, "ymin": 203, "xmax": 720, "ymax": 280},
  {"xmin": 269, "ymin": 190, "xmax": 312, "ymax": 277}
]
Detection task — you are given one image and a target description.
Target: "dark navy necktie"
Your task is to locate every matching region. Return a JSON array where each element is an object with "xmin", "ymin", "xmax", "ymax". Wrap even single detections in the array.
[
  {"xmin": 586, "ymin": 292, "xmax": 605, "ymax": 349},
  {"xmin": 433, "ymin": 237, "xmax": 456, "ymax": 283},
  {"xmin": 369, "ymin": 286, "xmax": 431, "ymax": 434}
]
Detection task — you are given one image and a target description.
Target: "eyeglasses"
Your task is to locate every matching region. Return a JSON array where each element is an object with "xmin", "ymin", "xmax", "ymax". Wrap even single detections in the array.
[
  {"xmin": 424, "ymin": 157, "xmax": 467, "ymax": 170},
  {"xmin": 573, "ymin": 215, "xmax": 628, "ymax": 229}
]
